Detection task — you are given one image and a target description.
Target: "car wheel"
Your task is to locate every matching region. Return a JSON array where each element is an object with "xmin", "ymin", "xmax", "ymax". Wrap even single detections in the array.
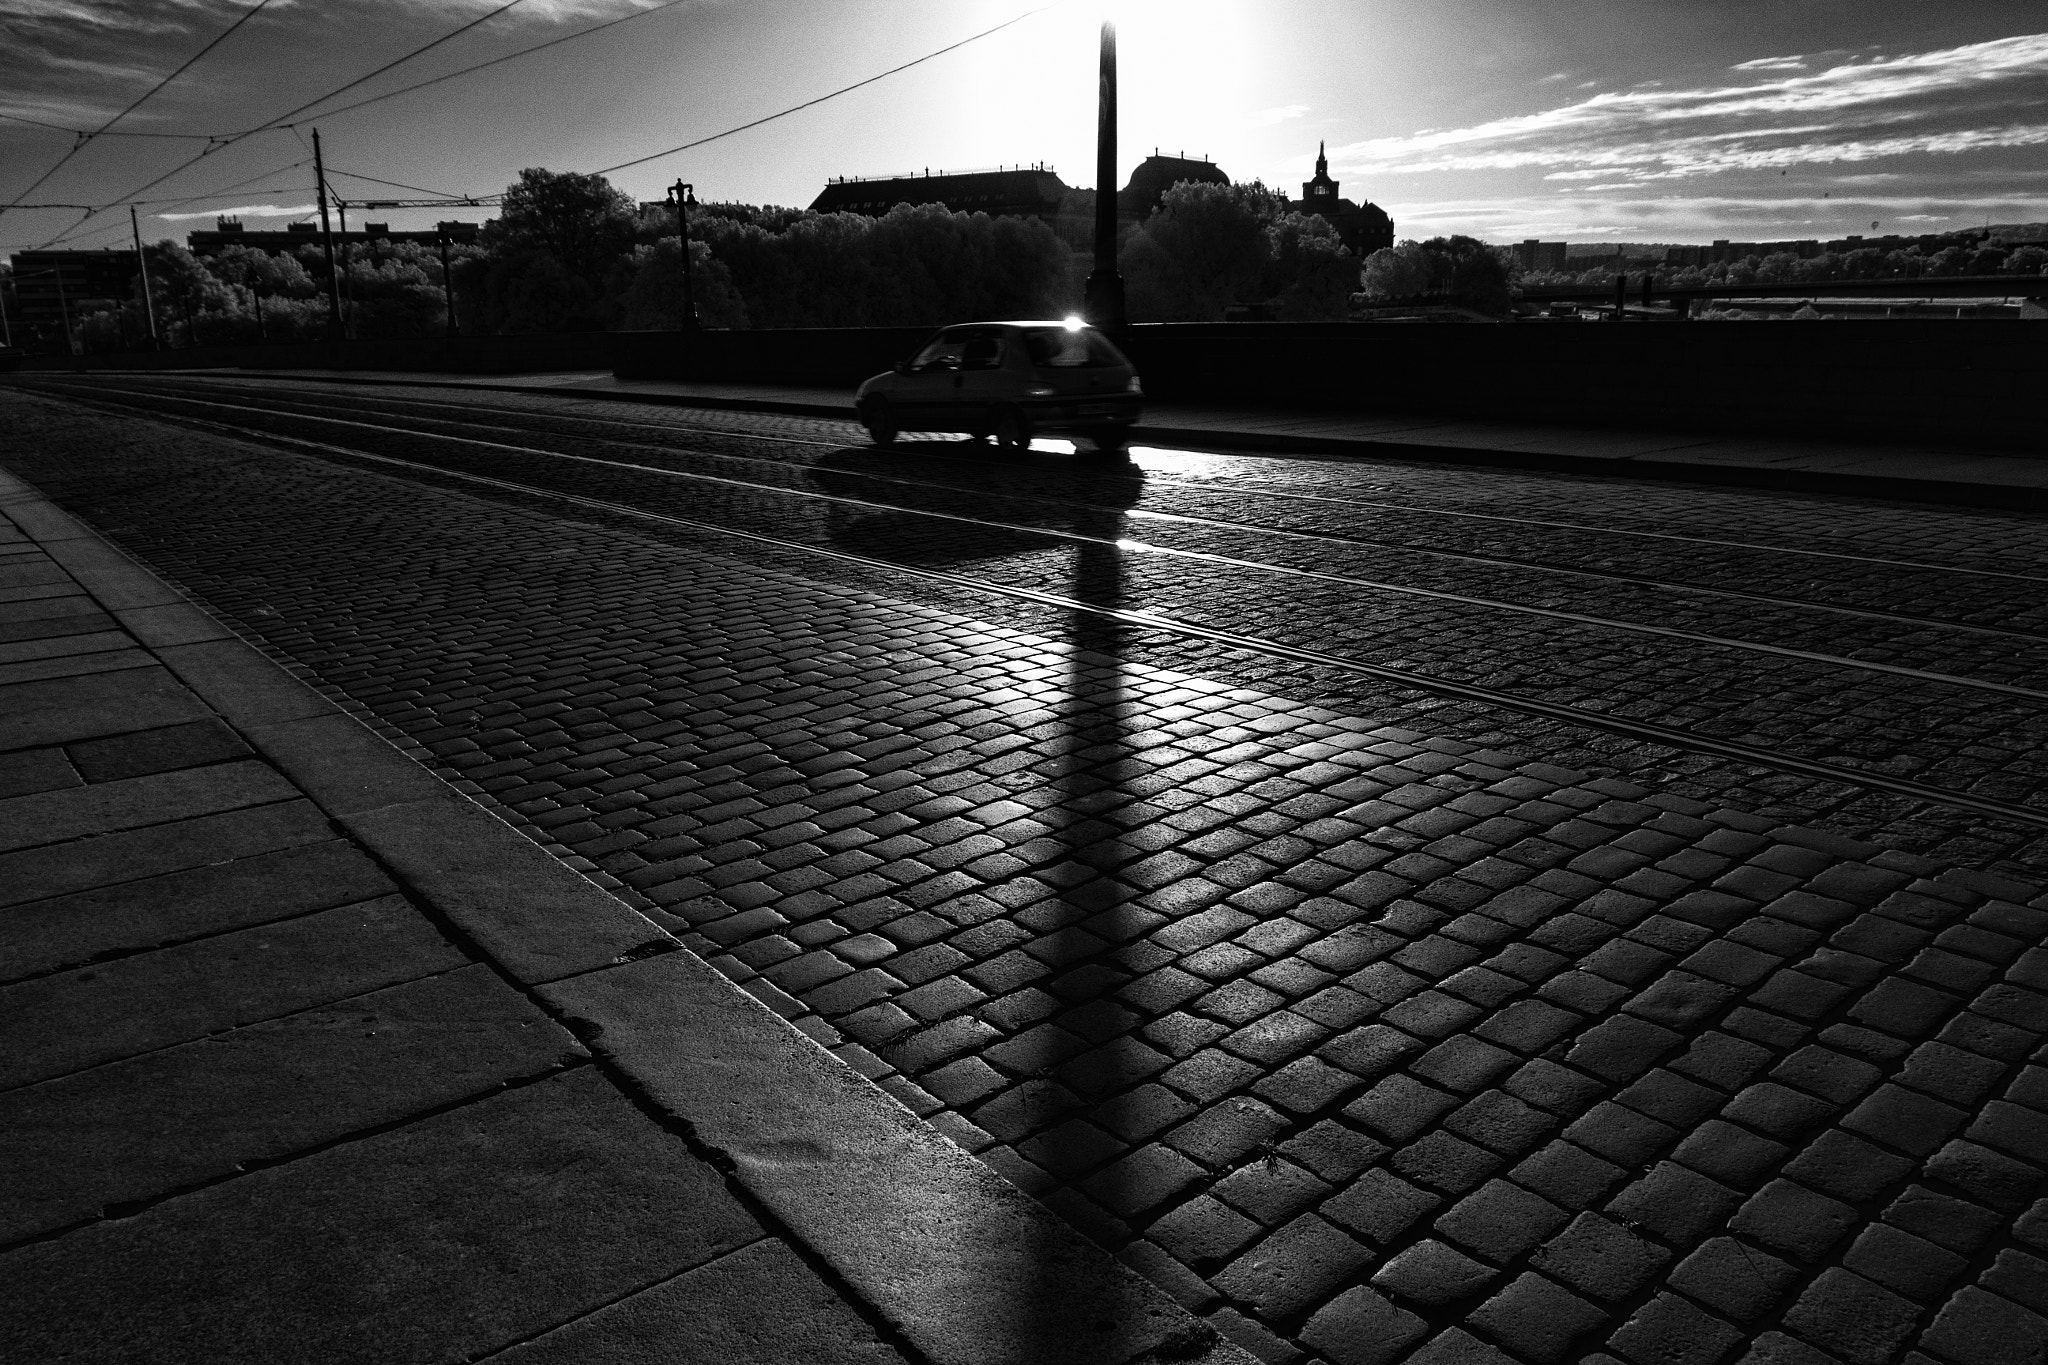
[
  {"xmin": 992, "ymin": 406, "xmax": 1031, "ymax": 452},
  {"xmin": 863, "ymin": 400, "xmax": 899, "ymax": 447}
]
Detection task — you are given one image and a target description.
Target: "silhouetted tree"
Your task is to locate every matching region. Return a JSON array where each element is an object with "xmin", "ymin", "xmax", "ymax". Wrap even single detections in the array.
[
  {"xmin": 487, "ymin": 168, "xmax": 637, "ymax": 284},
  {"xmin": 618, "ymin": 237, "xmax": 747, "ymax": 329},
  {"xmin": 1122, "ymin": 181, "xmax": 1280, "ymax": 321},
  {"xmin": 1359, "ymin": 241, "xmax": 1431, "ymax": 299}
]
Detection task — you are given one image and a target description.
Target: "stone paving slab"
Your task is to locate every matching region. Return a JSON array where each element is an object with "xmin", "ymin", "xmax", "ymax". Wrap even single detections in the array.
[
  {"xmin": 489, "ymin": 1238, "xmax": 908, "ymax": 1365},
  {"xmin": 0, "ymin": 839, "xmax": 394, "ymax": 984},
  {"xmin": 0, "ymin": 665, "xmax": 212, "ymax": 749},
  {"xmin": 0, "ymin": 894, "xmax": 465, "ymax": 1088},
  {"xmin": 3, "ymin": 1069, "xmax": 769, "ymax": 1365},
  {"xmin": 0, "ymin": 963, "xmax": 579, "ymax": 1243},
  {"xmin": 0, "ymin": 797, "xmax": 334, "ymax": 908},
  {"xmin": 0, "ymin": 645, "xmax": 153, "ymax": 686},
  {"xmin": 0, "ymin": 757, "xmax": 298, "ymax": 853}
]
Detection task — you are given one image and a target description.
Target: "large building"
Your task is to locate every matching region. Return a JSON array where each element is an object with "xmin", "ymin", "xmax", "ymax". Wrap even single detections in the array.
[
  {"xmin": 1290, "ymin": 143, "xmax": 1394, "ymax": 257},
  {"xmin": 1118, "ymin": 153, "xmax": 1228, "ymax": 219},
  {"xmin": 5, "ymin": 248, "xmax": 139, "ymax": 331},
  {"xmin": 184, "ymin": 216, "xmax": 481, "ymax": 258},
  {"xmin": 808, "ymin": 155, "xmax": 1229, "ymax": 226},
  {"xmin": 809, "ymin": 166, "xmax": 1068, "ymax": 223}
]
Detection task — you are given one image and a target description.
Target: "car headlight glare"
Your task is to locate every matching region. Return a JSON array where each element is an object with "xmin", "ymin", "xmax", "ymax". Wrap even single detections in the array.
[{"xmin": 1125, "ymin": 376, "xmax": 1143, "ymax": 394}]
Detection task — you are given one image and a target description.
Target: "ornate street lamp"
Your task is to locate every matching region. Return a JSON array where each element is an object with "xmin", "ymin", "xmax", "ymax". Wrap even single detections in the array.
[{"xmin": 667, "ymin": 181, "xmax": 698, "ymax": 329}]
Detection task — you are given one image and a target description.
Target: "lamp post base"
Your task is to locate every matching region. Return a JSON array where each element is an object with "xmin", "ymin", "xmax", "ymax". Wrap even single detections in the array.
[{"xmin": 1085, "ymin": 269, "xmax": 1126, "ymax": 332}]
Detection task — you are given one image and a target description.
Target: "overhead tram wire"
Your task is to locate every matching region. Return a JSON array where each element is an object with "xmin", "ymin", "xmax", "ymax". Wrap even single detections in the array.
[
  {"xmin": 0, "ymin": 111, "xmax": 214, "ymax": 140},
  {"xmin": 328, "ymin": 168, "xmax": 491, "ymax": 201},
  {"xmin": 589, "ymin": 3, "xmax": 1064, "ymax": 176},
  {"xmin": 24, "ymin": 0, "xmax": 1057, "ymax": 248},
  {"xmin": 256, "ymin": 0, "xmax": 697, "ymax": 130},
  {"xmin": 2, "ymin": 0, "xmax": 278, "ymax": 216},
  {"xmin": 27, "ymin": 0, "xmax": 539, "ymax": 249}
]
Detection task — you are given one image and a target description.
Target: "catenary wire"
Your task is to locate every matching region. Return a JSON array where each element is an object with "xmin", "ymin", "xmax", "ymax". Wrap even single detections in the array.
[
  {"xmin": 2, "ymin": 0, "xmax": 279, "ymax": 215},
  {"xmin": 25, "ymin": 0, "xmax": 538, "ymax": 248},
  {"xmin": 589, "ymin": 4, "xmax": 1063, "ymax": 176}
]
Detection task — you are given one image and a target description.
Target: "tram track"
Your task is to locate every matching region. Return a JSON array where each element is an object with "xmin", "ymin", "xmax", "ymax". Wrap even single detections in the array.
[
  {"xmin": 35, "ymin": 377, "xmax": 2048, "ymax": 703},
  {"xmin": 44, "ymin": 375, "xmax": 2048, "ymax": 659},
  {"xmin": 28, "ymin": 380, "xmax": 2048, "ymax": 836},
  {"xmin": 129, "ymin": 371, "xmax": 2048, "ymax": 584},
  {"xmin": 75, "ymin": 374, "xmax": 2048, "ymax": 649}
]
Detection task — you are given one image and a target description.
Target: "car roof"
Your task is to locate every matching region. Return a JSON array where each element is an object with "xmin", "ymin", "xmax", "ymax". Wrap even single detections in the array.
[{"xmin": 942, "ymin": 320, "xmax": 1097, "ymax": 332}]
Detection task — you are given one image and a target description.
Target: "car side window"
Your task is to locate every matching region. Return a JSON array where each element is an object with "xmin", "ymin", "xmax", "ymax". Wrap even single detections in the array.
[
  {"xmin": 1022, "ymin": 327, "xmax": 1127, "ymax": 368},
  {"xmin": 910, "ymin": 334, "xmax": 968, "ymax": 371},
  {"xmin": 960, "ymin": 335, "xmax": 1005, "ymax": 370}
]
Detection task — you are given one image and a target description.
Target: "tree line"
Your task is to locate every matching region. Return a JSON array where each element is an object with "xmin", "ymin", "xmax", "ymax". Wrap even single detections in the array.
[
  {"xmin": 1522, "ymin": 240, "xmax": 2048, "ymax": 291},
  {"xmin": 16, "ymin": 166, "xmax": 1391, "ymax": 352}
]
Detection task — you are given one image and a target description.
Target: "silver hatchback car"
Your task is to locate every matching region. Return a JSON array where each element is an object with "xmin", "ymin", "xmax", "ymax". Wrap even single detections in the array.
[{"xmin": 856, "ymin": 319, "xmax": 1143, "ymax": 452}]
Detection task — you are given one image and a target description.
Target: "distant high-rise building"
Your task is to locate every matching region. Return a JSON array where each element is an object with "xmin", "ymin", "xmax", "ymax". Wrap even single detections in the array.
[
  {"xmin": 5, "ymin": 248, "xmax": 138, "ymax": 330},
  {"xmin": 183, "ymin": 216, "xmax": 480, "ymax": 258},
  {"xmin": 1516, "ymin": 240, "xmax": 1569, "ymax": 271}
]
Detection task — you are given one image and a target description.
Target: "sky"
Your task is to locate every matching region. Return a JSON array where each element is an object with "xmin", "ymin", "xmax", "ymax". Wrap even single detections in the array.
[{"xmin": 3, "ymin": 0, "xmax": 2045, "ymax": 256}]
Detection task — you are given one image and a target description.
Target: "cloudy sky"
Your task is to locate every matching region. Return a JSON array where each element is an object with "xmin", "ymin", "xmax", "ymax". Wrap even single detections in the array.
[{"xmin": 3, "ymin": 0, "xmax": 2043, "ymax": 254}]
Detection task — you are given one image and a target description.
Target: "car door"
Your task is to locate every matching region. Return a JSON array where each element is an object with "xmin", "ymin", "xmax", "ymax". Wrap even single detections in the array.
[
  {"xmin": 953, "ymin": 330, "xmax": 1017, "ymax": 428},
  {"xmin": 892, "ymin": 330, "xmax": 969, "ymax": 428}
]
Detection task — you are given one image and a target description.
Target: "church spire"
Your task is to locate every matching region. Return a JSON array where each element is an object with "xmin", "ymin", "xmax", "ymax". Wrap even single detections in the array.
[{"xmin": 1316, "ymin": 140, "xmax": 1327, "ymax": 176}]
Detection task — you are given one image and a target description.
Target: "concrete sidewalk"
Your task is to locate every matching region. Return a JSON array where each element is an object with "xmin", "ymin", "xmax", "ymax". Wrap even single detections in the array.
[
  {"xmin": 194, "ymin": 367, "xmax": 2048, "ymax": 505},
  {"xmin": 0, "ymin": 467, "xmax": 1250, "ymax": 1365}
]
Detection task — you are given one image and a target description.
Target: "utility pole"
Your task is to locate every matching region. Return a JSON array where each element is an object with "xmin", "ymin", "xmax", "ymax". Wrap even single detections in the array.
[
  {"xmin": 678, "ymin": 183, "xmax": 695, "ymax": 329},
  {"xmin": 438, "ymin": 231, "xmax": 458, "ymax": 337},
  {"xmin": 312, "ymin": 128, "xmax": 345, "ymax": 339},
  {"xmin": 130, "ymin": 203, "xmax": 160, "ymax": 349},
  {"xmin": 55, "ymin": 268, "xmax": 77, "ymax": 356},
  {"xmin": 1, "ymin": 272, "xmax": 12, "ymax": 348},
  {"xmin": 1084, "ymin": 21, "xmax": 1125, "ymax": 330}
]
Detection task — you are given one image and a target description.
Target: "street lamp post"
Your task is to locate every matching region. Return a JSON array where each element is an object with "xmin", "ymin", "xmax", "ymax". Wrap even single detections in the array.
[
  {"xmin": 669, "ymin": 181, "xmax": 697, "ymax": 329},
  {"xmin": 1084, "ymin": 21, "xmax": 1126, "ymax": 331},
  {"xmin": 438, "ymin": 232, "xmax": 458, "ymax": 338}
]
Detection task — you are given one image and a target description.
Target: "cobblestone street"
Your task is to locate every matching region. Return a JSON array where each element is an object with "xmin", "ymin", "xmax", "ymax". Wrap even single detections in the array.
[{"xmin": 4, "ymin": 376, "xmax": 2045, "ymax": 1365}]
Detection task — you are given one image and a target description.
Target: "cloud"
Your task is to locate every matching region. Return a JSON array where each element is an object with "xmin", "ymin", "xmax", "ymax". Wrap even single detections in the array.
[
  {"xmin": 1732, "ymin": 55, "xmax": 1807, "ymax": 71},
  {"xmin": 1331, "ymin": 34, "xmax": 2048, "ymax": 182},
  {"xmin": 155, "ymin": 201, "xmax": 315, "ymax": 219},
  {"xmin": 1249, "ymin": 103, "xmax": 1309, "ymax": 127},
  {"xmin": 1386, "ymin": 191, "xmax": 2048, "ymax": 240}
]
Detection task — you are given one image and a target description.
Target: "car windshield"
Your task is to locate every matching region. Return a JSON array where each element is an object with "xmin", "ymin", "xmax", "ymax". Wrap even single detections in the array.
[{"xmin": 1021, "ymin": 326, "xmax": 1128, "ymax": 369}]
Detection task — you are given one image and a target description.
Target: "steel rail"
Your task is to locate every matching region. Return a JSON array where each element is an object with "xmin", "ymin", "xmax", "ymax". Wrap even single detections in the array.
[
  {"xmin": 52, "ymin": 392, "xmax": 2048, "ymax": 834},
  {"xmin": 37, "ymin": 379, "xmax": 2048, "ymax": 703},
  {"xmin": 118, "ymin": 372, "xmax": 2048, "ymax": 583},
  {"xmin": 73, "ymin": 375, "xmax": 2048, "ymax": 648}
]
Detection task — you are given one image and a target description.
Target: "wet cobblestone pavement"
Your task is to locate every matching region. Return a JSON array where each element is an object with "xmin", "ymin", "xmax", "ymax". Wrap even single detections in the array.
[{"xmin": 5, "ymin": 377, "xmax": 2046, "ymax": 1365}]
